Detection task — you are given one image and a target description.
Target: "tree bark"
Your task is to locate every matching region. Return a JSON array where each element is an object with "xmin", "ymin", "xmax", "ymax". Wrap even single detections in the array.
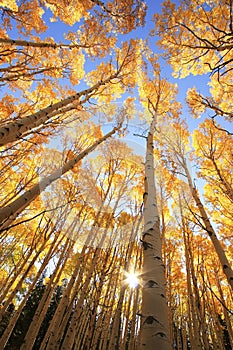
[{"xmin": 140, "ymin": 118, "xmax": 171, "ymax": 350}]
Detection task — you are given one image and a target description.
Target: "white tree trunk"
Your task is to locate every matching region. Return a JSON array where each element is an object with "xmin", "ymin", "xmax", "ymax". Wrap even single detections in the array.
[
  {"xmin": 140, "ymin": 118, "xmax": 171, "ymax": 350},
  {"xmin": 0, "ymin": 123, "xmax": 122, "ymax": 229},
  {"xmin": 0, "ymin": 73, "xmax": 119, "ymax": 146},
  {"xmin": 182, "ymin": 158, "xmax": 233, "ymax": 291}
]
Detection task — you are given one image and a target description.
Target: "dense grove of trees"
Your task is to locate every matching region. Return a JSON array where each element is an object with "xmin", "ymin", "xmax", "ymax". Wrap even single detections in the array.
[{"xmin": 0, "ymin": 0, "xmax": 232, "ymax": 349}]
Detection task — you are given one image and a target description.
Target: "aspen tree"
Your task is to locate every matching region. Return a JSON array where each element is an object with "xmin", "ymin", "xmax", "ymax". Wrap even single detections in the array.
[
  {"xmin": 140, "ymin": 117, "xmax": 171, "ymax": 350},
  {"xmin": 85, "ymin": 248, "xmax": 117, "ymax": 349},
  {"xmin": 178, "ymin": 195, "xmax": 202, "ymax": 350},
  {"xmin": 60, "ymin": 248, "xmax": 104, "ymax": 350},
  {"xmin": 192, "ymin": 119, "xmax": 233, "ymax": 203},
  {"xmin": 186, "ymin": 227, "xmax": 209, "ymax": 349},
  {"xmin": 20, "ymin": 235, "xmax": 75, "ymax": 350},
  {"xmin": 128, "ymin": 281, "xmax": 141, "ymax": 350},
  {"xmin": 0, "ymin": 239, "xmax": 37, "ymax": 302},
  {"xmin": 0, "ymin": 122, "xmax": 123, "ymax": 229},
  {"xmin": 215, "ymin": 277, "xmax": 233, "ymax": 348},
  {"xmin": 182, "ymin": 158, "xmax": 233, "ymax": 291},
  {"xmin": 109, "ymin": 283, "xmax": 126, "ymax": 349},
  {"xmin": 0, "ymin": 69, "xmax": 125, "ymax": 146},
  {"xmin": 155, "ymin": 0, "xmax": 233, "ymax": 78},
  {"xmin": 158, "ymin": 122, "xmax": 233, "ymax": 290},
  {"xmin": 99, "ymin": 271, "xmax": 122, "ymax": 349},
  {"xmin": 0, "ymin": 224, "xmax": 57, "ymax": 319},
  {"xmin": 39, "ymin": 200, "xmax": 111, "ymax": 349},
  {"xmin": 60, "ymin": 192, "xmax": 127, "ymax": 349},
  {"xmin": 40, "ymin": 241, "xmax": 98, "ymax": 349}
]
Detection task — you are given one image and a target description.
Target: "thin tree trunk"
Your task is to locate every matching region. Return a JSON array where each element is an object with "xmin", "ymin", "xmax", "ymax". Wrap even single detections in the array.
[
  {"xmin": 39, "ymin": 205, "xmax": 108, "ymax": 349},
  {"xmin": 179, "ymin": 195, "xmax": 202, "ymax": 350},
  {"xmin": 187, "ymin": 230, "xmax": 210, "ymax": 350},
  {"xmin": 121, "ymin": 289, "xmax": 133, "ymax": 350},
  {"xmin": 0, "ymin": 233, "xmax": 52, "ymax": 320},
  {"xmin": 182, "ymin": 158, "xmax": 233, "ymax": 290},
  {"xmin": 0, "ymin": 122, "xmax": 123, "ymax": 229},
  {"xmin": 0, "ymin": 73, "xmax": 121, "ymax": 146},
  {"xmin": 210, "ymin": 155, "xmax": 233, "ymax": 203},
  {"xmin": 128, "ymin": 284, "xmax": 141, "ymax": 350},
  {"xmin": 109, "ymin": 285, "xmax": 126, "ymax": 349},
  {"xmin": 59, "ymin": 207, "xmax": 119, "ymax": 350},
  {"xmin": 184, "ymin": 236, "xmax": 201, "ymax": 349},
  {"xmin": 0, "ymin": 37, "xmax": 92, "ymax": 49},
  {"xmin": 0, "ymin": 245, "xmax": 35, "ymax": 303},
  {"xmin": 85, "ymin": 248, "xmax": 114, "ymax": 349},
  {"xmin": 98, "ymin": 267, "xmax": 122, "ymax": 350},
  {"xmin": 60, "ymin": 250, "xmax": 99, "ymax": 350},
  {"xmin": 20, "ymin": 236, "xmax": 73, "ymax": 350},
  {"xmin": 0, "ymin": 232, "xmax": 64, "ymax": 349},
  {"xmin": 40, "ymin": 246, "xmax": 90, "ymax": 350}
]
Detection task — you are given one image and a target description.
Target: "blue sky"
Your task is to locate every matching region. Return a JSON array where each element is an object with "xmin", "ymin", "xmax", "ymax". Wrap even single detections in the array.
[{"xmin": 4, "ymin": 0, "xmax": 228, "ymax": 134}]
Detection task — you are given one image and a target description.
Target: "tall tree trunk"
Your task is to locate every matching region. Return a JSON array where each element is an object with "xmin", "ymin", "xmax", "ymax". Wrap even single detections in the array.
[
  {"xmin": 140, "ymin": 118, "xmax": 171, "ymax": 350},
  {"xmin": 0, "ymin": 72, "xmax": 120, "ymax": 146},
  {"xmin": 60, "ymin": 249, "xmax": 99, "ymax": 350},
  {"xmin": 39, "ymin": 205, "xmax": 109, "ymax": 349},
  {"xmin": 182, "ymin": 157, "xmax": 233, "ymax": 291},
  {"xmin": 98, "ymin": 267, "xmax": 122, "ymax": 350},
  {"xmin": 0, "ymin": 122, "xmax": 123, "ymax": 230},
  {"xmin": 128, "ymin": 284, "xmax": 141, "ymax": 350},
  {"xmin": 109, "ymin": 285, "xmax": 126, "ymax": 349},
  {"xmin": 85, "ymin": 248, "xmax": 114, "ymax": 350},
  {"xmin": 215, "ymin": 275, "xmax": 233, "ymax": 349},
  {"xmin": 40, "ymin": 246, "xmax": 90, "ymax": 350},
  {"xmin": 178, "ymin": 194, "xmax": 202, "ymax": 350}
]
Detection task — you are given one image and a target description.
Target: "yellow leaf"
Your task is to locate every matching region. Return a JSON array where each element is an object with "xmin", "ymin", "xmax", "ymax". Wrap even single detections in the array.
[{"xmin": 0, "ymin": 0, "xmax": 18, "ymax": 11}]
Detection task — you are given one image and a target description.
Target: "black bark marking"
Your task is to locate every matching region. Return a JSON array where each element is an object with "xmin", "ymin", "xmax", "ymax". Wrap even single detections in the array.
[
  {"xmin": 155, "ymin": 332, "xmax": 166, "ymax": 338},
  {"xmin": 144, "ymin": 316, "xmax": 158, "ymax": 325},
  {"xmin": 154, "ymin": 255, "xmax": 162, "ymax": 261},
  {"xmin": 142, "ymin": 231, "xmax": 152, "ymax": 239},
  {"xmin": 145, "ymin": 280, "xmax": 158, "ymax": 288},
  {"xmin": 146, "ymin": 221, "xmax": 153, "ymax": 225},
  {"xmin": 140, "ymin": 240, "xmax": 153, "ymax": 250}
]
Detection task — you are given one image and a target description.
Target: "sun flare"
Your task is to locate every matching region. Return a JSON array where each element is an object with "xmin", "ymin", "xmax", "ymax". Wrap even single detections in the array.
[{"xmin": 125, "ymin": 270, "xmax": 139, "ymax": 288}]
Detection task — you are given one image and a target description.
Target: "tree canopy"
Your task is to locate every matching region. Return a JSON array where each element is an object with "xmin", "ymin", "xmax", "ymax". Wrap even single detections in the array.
[{"xmin": 0, "ymin": 1, "xmax": 232, "ymax": 349}]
